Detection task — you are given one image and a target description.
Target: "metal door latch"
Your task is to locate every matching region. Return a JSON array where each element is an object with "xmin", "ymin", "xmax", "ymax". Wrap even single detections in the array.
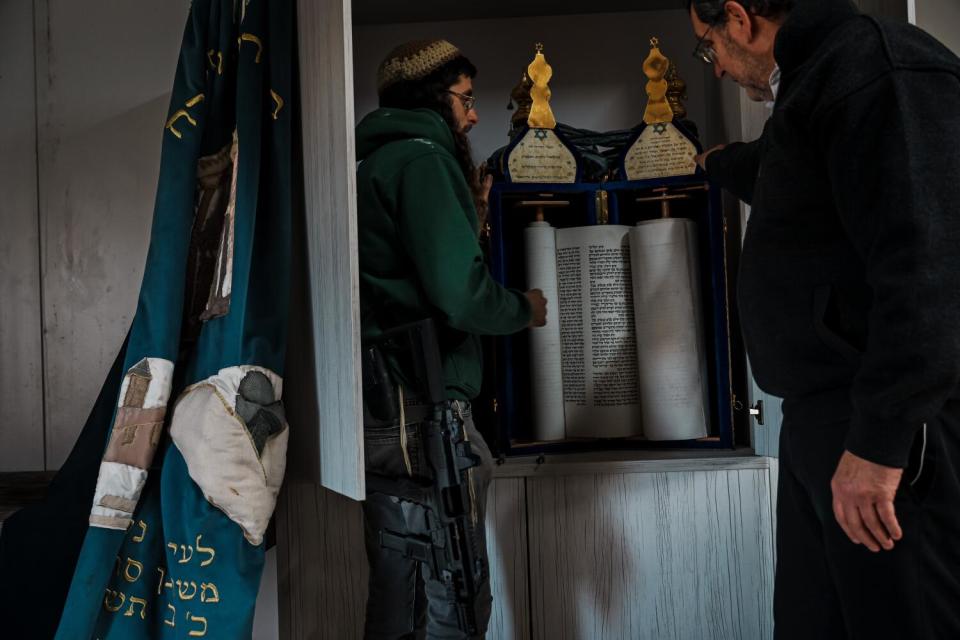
[{"xmin": 733, "ymin": 394, "xmax": 765, "ymax": 425}]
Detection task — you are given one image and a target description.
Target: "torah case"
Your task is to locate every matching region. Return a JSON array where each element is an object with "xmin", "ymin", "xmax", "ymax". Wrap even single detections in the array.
[{"xmin": 484, "ymin": 172, "xmax": 747, "ymax": 457}]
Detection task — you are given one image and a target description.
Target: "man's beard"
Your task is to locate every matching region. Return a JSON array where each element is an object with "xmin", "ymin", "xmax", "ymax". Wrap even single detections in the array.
[
  {"xmin": 721, "ymin": 33, "xmax": 774, "ymax": 102},
  {"xmin": 744, "ymin": 85, "xmax": 770, "ymax": 102}
]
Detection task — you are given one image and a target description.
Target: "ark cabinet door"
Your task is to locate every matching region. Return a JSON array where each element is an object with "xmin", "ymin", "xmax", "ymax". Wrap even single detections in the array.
[
  {"xmin": 286, "ymin": 0, "xmax": 364, "ymax": 500},
  {"xmin": 527, "ymin": 465, "xmax": 776, "ymax": 639},
  {"xmin": 734, "ymin": 95, "xmax": 785, "ymax": 459}
]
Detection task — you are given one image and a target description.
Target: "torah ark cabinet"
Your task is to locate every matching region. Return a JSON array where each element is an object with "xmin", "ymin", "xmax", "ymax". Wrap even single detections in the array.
[{"xmin": 276, "ymin": 1, "xmax": 913, "ymax": 638}]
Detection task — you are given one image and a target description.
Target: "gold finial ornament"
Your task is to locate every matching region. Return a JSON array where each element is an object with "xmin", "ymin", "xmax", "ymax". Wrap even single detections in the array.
[
  {"xmin": 526, "ymin": 43, "xmax": 557, "ymax": 129},
  {"xmin": 665, "ymin": 62, "xmax": 688, "ymax": 120},
  {"xmin": 642, "ymin": 37, "xmax": 674, "ymax": 125}
]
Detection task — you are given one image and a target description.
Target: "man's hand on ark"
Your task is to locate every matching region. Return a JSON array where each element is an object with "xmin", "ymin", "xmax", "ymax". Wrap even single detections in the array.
[{"xmin": 694, "ymin": 144, "xmax": 726, "ymax": 171}]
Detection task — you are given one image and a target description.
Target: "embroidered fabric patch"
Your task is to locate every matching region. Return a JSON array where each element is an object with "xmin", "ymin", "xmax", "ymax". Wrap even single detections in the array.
[
  {"xmin": 89, "ymin": 461, "xmax": 149, "ymax": 530},
  {"xmin": 88, "ymin": 357, "xmax": 174, "ymax": 530},
  {"xmin": 102, "ymin": 406, "xmax": 165, "ymax": 469},
  {"xmin": 116, "ymin": 357, "xmax": 175, "ymax": 410},
  {"xmin": 184, "ymin": 138, "xmax": 235, "ymax": 338},
  {"xmin": 235, "ymin": 370, "xmax": 286, "ymax": 455},
  {"xmin": 170, "ymin": 365, "xmax": 288, "ymax": 545},
  {"xmin": 200, "ymin": 132, "xmax": 238, "ymax": 322}
]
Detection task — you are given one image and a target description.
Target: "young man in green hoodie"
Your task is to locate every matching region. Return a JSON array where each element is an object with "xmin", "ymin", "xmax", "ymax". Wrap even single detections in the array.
[{"xmin": 355, "ymin": 40, "xmax": 547, "ymax": 639}]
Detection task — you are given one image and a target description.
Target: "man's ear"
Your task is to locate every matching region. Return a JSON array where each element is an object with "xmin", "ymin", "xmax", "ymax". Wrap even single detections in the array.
[{"xmin": 723, "ymin": 1, "xmax": 755, "ymax": 44}]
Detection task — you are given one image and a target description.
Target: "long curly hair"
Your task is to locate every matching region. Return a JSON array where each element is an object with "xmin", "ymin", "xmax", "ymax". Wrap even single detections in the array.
[{"xmin": 378, "ymin": 55, "xmax": 484, "ymax": 219}]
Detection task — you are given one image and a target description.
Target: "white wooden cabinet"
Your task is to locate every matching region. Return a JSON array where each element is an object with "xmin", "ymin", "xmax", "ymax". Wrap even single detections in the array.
[{"xmin": 278, "ymin": 456, "xmax": 775, "ymax": 640}]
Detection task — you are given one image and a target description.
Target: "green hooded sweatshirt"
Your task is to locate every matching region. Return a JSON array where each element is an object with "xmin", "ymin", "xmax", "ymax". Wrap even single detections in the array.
[{"xmin": 356, "ymin": 107, "xmax": 531, "ymax": 400}]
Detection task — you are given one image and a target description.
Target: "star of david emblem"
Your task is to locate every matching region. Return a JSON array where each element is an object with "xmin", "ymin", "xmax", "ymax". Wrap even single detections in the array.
[
  {"xmin": 652, "ymin": 123, "xmax": 669, "ymax": 135},
  {"xmin": 533, "ymin": 129, "xmax": 549, "ymax": 140}
]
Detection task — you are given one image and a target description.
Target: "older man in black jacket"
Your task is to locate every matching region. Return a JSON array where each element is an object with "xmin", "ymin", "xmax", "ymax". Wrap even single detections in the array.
[{"xmin": 689, "ymin": 0, "xmax": 960, "ymax": 637}]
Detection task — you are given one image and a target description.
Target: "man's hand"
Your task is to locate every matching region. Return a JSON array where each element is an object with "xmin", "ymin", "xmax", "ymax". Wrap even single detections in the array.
[
  {"xmin": 480, "ymin": 172, "xmax": 493, "ymax": 207},
  {"xmin": 474, "ymin": 170, "xmax": 494, "ymax": 234},
  {"xmin": 525, "ymin": 289, "xmax": 547, "ymax": 328},
  {"xmin": 831, "ymin": 450, "xmax": 904, "ymax": 552},
  {"xmin": 694, "ymin": 144, "xmax": 726, "ymax": 171}
]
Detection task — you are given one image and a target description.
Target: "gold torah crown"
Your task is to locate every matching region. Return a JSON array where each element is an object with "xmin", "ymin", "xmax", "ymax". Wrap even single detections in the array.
[
  {"xmin": 642, "ymin": 37, "xmax": 675, "ymax": 125},
  {"xmin": 526, "ymin": 43, "xmax": 557, "ymax": 129},
  {"xmin": 509, "ymin": 71, "xmax": 534, "ymax": 136},
  {"xmin": 665, "ymin": 62, "xmax": 688, "ymax": 120}
]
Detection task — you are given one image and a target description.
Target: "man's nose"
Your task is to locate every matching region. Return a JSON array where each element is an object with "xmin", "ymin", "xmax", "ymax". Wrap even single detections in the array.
[
  {"xmin": 713, "ymin": 63, "xmax": 725, "ymax": 80},
  {"xmin": 468, "ymin": 109, "xmax": 479, "ymax": 126}
]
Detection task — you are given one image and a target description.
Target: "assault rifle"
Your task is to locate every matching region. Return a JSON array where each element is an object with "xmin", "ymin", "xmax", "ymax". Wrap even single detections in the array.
[{"xmin": 361, "ymin": 319, "xmax": 488, "ymax": 635}]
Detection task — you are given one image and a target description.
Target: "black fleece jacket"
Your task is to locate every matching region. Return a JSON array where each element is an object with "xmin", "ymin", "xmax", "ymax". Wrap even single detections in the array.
[{"xmin": 706, "ymin": 0, "xmax": 960, "ymax": 467}]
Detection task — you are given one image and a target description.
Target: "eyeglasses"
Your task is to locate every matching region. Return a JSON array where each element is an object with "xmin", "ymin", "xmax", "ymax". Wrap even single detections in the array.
[
  {"xmin": 692, "ymin": 25, "xmax": 718, "ymax": 65},
  {"xmin": 447, "ymin": 90, "xmax": 477, "ymax": 112}
]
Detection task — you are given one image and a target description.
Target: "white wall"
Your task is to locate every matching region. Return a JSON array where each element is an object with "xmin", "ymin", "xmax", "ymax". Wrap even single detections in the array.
[
  {"xmin": 35, "ymin": 0, "xmax": 187, "ymax": 467},
  {"xmin": 915, "ymin": 0, "xmax": 960, "ymax": 55},
  {"xmin": 0, "ymin": 0, "xmax": 44, "ymax": 470},
  {"xmin": 0, "ymin": 0, "xmax": 189, "ymax": 471},
  {"xmin": 353, "ymin": 10, "xmax": 726, "ymax": 164}
]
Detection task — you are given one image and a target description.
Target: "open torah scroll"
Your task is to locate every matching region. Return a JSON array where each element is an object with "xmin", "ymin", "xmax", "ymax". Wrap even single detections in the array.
[{"xmin": 525, "ymin": 220, "xmax": 710, "ymax": 441}]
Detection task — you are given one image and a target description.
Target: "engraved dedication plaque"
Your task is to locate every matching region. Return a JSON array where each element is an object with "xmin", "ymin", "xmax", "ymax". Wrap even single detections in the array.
[
  {"xmin": 508, "ymin": 128, "xmax": 578, "ymax": 183},
  {"xmin": 623, "ymin": 122, "xmax": 698, "ymax": 181}
]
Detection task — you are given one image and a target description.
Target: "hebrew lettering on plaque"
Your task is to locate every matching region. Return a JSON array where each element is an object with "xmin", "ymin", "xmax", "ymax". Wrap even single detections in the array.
[
  {"xmin": 623, "ymin": 123, "xmax": 697, "ymax": 181},
  {"xmin": 508, "ymin": 129, "xmax": 577, "ymax": 183}
]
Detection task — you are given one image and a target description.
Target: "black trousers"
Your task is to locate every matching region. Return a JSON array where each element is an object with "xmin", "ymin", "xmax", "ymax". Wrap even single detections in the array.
[
  {"xmin": 775, "ymin": 413, "xmax": 960, "ymax": 639},
  {"xmin": 361, "ymin": 405, "xmax": 493, "ymax": 640}
]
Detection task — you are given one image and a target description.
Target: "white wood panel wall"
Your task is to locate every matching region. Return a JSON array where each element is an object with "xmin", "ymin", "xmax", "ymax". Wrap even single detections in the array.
[
  {"xmin": 1, "ymin": 0, "xmax": 190, "ymax": 472},
  {"xmin": 276, "ymin": 466, "xmax": 775, "ymax": 639},
  {"xmin": 276, "ymin": 478, "xmax": 531, "ymax": 639},
  {"xmin": 527, "ymin": 469, "xmax": 775, "ymax": 640},
  {"xmin": 486, "ymin": 478, "xmax": 531, "ymax": 639},
  {"xmin": 293, "ymin": 0, "xmax": 366, "ymax": 500},
  {"xmin": 0, "ymin": 0, "xmax": 45, "ymax": 471}
]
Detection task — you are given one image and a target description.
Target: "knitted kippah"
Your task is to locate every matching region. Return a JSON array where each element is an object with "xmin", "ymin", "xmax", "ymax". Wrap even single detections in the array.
[{"xmin": 377, "ymin": 39, "xmax": 462, "ymax": 94}]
